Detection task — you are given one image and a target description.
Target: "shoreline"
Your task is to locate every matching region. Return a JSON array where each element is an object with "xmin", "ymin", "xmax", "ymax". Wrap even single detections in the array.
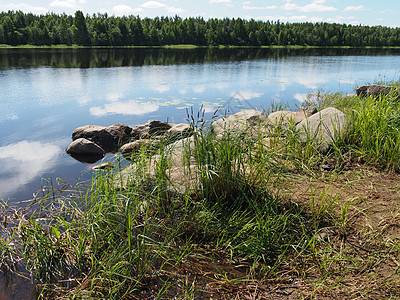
[
  {"xmin": 1, "ymin": 84, "xmax": 400, "ymax": 298},
  {"xmin": 1, "ymin": 44, "xmax": 400, "ymax": 49}
]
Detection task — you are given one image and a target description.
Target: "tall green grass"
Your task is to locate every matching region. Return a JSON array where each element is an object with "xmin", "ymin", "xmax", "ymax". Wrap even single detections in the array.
[
  {"xmin": 11, "ymin": 91, "xmax": 400, "ymax": 297},
  {"xmin": 346, "ymin": 92, "xmax": 400, "ymax": 170},
  {"xmin": 0, "ymin": 112, "xmax": 337, "ymax": 298},
  {"xmin": 305, "ymin": 86, "xmax": 400, "ymax": 170}
]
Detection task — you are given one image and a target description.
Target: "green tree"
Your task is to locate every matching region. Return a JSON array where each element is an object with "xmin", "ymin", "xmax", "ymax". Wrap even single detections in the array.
[{"xmin": 73, "ymin": 10, "xmax": 90, "ymax": 45}]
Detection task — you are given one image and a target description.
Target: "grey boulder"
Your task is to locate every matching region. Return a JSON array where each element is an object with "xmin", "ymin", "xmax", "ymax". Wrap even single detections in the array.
[
  {"xmin": 65, "ymin": 138, "xmax": 105, "ymax": 163},
  {"xmin": 131, "ymin": 120, "xmax": 171, "ymax": 139},
  {"xmin": 296, "ymin": 107, "xmax": 347, "ymax": 154},
  {"xmin": 356, "ymin": 85, "xmax": 399, "ymax": 98},
  {"xmin": 72, "ymin": 124, "xmax": 133, "ymax": 153},
  {"xmin": 212, "ymin": 109, "xmax": 271, "ymax": 138}
]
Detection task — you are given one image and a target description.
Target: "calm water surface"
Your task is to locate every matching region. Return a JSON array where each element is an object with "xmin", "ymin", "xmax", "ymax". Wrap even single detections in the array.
[{"xmin": 0, "ymin": 48, "xmax": 399, "ymax": 204}]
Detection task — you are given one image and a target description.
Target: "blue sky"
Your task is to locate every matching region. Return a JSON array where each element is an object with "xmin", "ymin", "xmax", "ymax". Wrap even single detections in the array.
[{"xmin": 0, "ymin": 0, "xmax": 398, "ymax": 27}]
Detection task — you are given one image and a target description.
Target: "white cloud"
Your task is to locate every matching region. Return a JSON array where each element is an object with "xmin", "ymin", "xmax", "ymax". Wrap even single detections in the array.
[
  {"xmin": 78, "ymin": 96, "xmax": 91, "ymax": 105},
  {"xmin": 254, "ymin": 14, "xmax": 356, "ymax": 24},
  {"xmin": 0, "ymin": 140, "xmax": 62, "ymax": 198},
  {"xmin": 113, "ymin": 5, "xmax": 143, "ymax": 16},
  {"xmin": 0, "ymin": 3, "xmax": 48, "ymax": 14},
  {"xmin": 380, "ymin": 9, "xmax": 394, "ymax": 13},
  {"xmin": 294, "ymin": 93, "xmax": 308, "ymax": 102},
  {"xmin": 203, "ymin": 105, "xmax": 218, "ymax": 113},
  {"xmin": 243, "ymin": 4, "xmax": 277, "ymax": 10},
  {"xmin": 209, "ymin": 0, "xmax": 232, "ymax": 3},
  {"xmin": 253, "ymin": 15, "xmax": 308, "ymax": 22},
  {"xmin": 140, "ymin": 1, "xmax": 184, "ymax": 13},
  {"xmin": 281, "ymin": 2, "xmax": 298, "ymax": 10},
  {"xmin": 231, "ymin": 91, "xmax": 263, "ymax": 100},
  {"xmin": 193, "ymin": 86, "xmax": 206, "ymax": 93},
  {"xmin": 89, "ymin": 100, "xmax": 159, "ymax": 116},
  {"xmin": 297, "ymin": 76, "xmax": 327, "ymax": 89},
  {"xmin": 50, "ymin": 0, "xmax": 79, "ymax": 8},
  {"xmin": 153, "ymin": 85, "xmax": 170, "ymax": 93},
  {"xmin": 107, "ymin": 92, "xmax": 124, "ymax": 102},
  {"xmin": 344, "ymin": 5, "xmax": 368, "ymax": 12},
  {"xmin": 211, "ymin": 82, "xmax": 229, "ymax": 90},
  {"xmin": 141, "ymin": 1, "xmax": 166, "ymax": 9},
  {"xmin": 282, "ymin": 0, "xmax": 338, "ymax": 13}
]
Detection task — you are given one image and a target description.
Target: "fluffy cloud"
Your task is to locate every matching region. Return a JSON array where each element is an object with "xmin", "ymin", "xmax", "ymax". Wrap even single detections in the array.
[
  {"xmin": 344, "ymin": 5, "xmax": 369, "ymax": 12},
  {"xmin": 89, "ymin": 100, "xmax": 159, "ymax": 116},
  {"xmin": 294, "ymin": 93, "xmax": 308, "ymax": 103},
  {"xmin": 243, "ymin": 4, "xmax": 277, "ymax": 10},
  {"xmin": 50, "ymin": 0, "xmax": 79, "ymax": 8},
  {"xmin": 112, "ymin": 4, "xmax": 143, "ymax": 16},
  {"xmin": 231, "ymin": 91, "xmax": 263, "ymax": 100},
  {"xmin": 140, "ymin": 1, "xmax": 184, "ymax": 13},
  {"xmin": 193, "ymin": 86, "xmax": 206, "ymax": 93},
  {"xmin": 0, "ymin": 3, "xmax": 48, "ymax": 14},
  {"xmin": 253, "ymin": 14, "xmax": 356, "ymax": 24},
  {"xmin": 209, "ymin": 0, "xmax": 232, "ymax": 3},
  {"xmin": 282, "ymin": 0, "xmax": 338, "ymax": 13},
  {"xmin": 380, "ymin": 9, "xmax": 394, "ymax": 13},
  {"xmin": 0, "ymin": 140, "xmax": 62, "ymax": 198},
  {"xmin": 152, "ymin": 85, "xmax": 170, "ymax": 93}
]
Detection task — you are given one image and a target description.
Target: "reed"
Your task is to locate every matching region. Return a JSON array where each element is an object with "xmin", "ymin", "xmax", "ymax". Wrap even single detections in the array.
[{"xmin": 1, "ymin": 84, "xmax": 400, "ymax": 298}]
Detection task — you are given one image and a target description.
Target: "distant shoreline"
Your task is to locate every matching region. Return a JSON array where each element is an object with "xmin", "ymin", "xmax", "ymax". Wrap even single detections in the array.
[{"xmin": 1, "ymin": 44, "xmax": 400, "ymax": 49}]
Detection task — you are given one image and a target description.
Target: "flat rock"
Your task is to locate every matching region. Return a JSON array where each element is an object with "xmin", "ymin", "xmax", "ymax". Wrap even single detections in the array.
[{"xmin": 296, "ymin": 107, "xmax": 347, "ymax": 154}]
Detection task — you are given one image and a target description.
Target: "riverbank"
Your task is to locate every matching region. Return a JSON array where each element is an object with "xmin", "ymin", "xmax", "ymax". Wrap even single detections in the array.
[
  {"xmin": 1, "ymin": 85, "xmax": 400, "ymax": 298},
  {"xmin": 1, "ymin": 44, "xmax": 400, "ymax": 49}
]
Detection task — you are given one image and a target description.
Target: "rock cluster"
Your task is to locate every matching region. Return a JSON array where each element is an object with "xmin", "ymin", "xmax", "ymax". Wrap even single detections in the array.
[
  {"xmin": 65, "ymin": 121, "xmax": 193, "ymax": 164},
  {"xmin": 114, "ymin": 106, "xmax": 348, "ymax": 195},
  {"xmin": 66, "ymin": 106, "xmax": 348, "ymax": 195}
]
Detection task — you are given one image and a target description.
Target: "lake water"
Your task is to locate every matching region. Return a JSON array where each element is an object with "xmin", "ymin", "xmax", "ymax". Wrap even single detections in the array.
[{"xmin": 1, "ymin": 47, "xmax": 400, "ymax": 204}]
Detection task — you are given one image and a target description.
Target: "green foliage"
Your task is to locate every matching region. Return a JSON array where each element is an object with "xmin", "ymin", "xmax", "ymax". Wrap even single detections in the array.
[
  {"xmin": 302, "ymin": 86, "xmax": 400, "ymax": 170},
  {"xmin": 0, "ymin": 10, "xmax": 399, "ymax": 46},
  {"xmin": 346, "ymin": 92, "xmax": 400, "ymax": 170},
  {"xmin": 0, "ymin": 118, "xmax": 324, "ymax": 298},
  {"xmin": 2, "ymin": 86, "xmax": 400, "ymax": 297}
]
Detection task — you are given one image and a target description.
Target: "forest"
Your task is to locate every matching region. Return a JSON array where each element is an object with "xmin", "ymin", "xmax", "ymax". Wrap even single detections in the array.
[{"xmin": 1, "ymin": 10, "xmax": 399, "ymax": 47}]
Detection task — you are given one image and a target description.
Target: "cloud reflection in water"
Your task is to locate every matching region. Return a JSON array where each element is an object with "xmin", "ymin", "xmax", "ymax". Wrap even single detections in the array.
[
  {"xmin": 89, "ymin": 100, "xmax": 159, "ymax": 117},
  {"xmin": 0, "ymin": 140, "xmax": 61, "ymax": 199}
]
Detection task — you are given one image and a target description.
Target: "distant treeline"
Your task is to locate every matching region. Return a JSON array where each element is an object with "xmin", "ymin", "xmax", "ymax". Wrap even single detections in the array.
[{"xmin": 1, "ymin": 10, "xmax": 399, "ymax": 47}]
